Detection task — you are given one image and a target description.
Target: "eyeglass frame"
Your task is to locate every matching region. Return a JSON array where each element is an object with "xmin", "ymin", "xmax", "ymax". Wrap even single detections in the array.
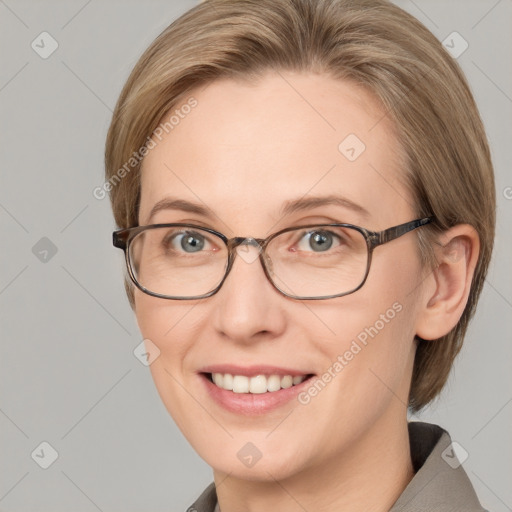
[{"xmin": 112, "ymin": 216, "xmax": 434, "ymax": 301}]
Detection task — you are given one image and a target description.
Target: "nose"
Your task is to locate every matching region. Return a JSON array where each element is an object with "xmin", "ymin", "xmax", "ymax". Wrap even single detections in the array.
[{"xmin": 210, "ymin": 243, "xmax": 287, "ymax": 344}]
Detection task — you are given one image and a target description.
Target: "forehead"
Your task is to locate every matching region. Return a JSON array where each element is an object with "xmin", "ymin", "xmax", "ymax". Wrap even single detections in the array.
[{"xmin": 139, "ymin": 71, "xmax": 412, "ymax": 230}]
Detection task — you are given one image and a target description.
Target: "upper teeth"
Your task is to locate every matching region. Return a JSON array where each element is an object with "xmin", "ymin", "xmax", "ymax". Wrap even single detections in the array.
[{"xmin": 211, "ymin": 373, "xmax": 307, "ymax": 394}]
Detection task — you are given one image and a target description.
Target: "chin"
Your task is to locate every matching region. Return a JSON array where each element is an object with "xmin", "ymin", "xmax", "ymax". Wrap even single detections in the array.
[
  {"xmin": 210, "ymin": 454, "xmax": 304, "ymax": 482},
  {"xmin": 191, "ymin": 434, "xmax": 309, "ymax": 481}
]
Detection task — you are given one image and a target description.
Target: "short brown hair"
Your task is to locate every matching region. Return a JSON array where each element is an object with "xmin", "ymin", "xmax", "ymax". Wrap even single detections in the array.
[{"xmin": 105, "ymin": 0, "xmax": 495, "ymax": 411}]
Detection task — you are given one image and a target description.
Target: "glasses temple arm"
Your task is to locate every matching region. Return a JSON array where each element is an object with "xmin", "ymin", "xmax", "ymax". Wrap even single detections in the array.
[{"xmin": 375, "ymin": 217, "xmax": 433, "ymax": 246}]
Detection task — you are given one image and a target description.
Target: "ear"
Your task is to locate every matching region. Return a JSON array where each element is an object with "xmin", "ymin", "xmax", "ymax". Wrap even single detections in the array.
[{"xmin": 415, "ymin": 224, "xmax": 480, "ymax": 341}]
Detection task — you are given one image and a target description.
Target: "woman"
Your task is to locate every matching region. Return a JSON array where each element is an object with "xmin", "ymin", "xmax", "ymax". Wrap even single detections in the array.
[{"xmin": 105, "ymin": 0, "xmax": 495, "ymax": 510}]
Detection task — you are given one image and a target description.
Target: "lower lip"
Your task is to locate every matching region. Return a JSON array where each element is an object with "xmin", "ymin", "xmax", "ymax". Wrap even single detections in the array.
[{"xmin": 200, "ymin": 373, "xmax": 315, "ymax": 415}]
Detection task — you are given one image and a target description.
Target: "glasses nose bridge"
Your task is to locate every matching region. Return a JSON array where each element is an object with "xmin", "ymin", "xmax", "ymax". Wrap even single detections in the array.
[
  {"xmin": 225, "ymin": 236, "xmax": 272, "ymax": 277},
  {"xmin": 228, "ymin": 236, "xmax": 267, "ymax": 251}
]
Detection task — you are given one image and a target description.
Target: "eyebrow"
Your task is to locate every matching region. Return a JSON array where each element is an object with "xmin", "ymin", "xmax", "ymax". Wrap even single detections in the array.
[
  {"xmin": 279, "ymin": 195, "xmax": 370, "ymax": 219},
  {"xmin": 147, "ymin": 194, "xmax": 370, "ymax": 224},
  {"xmin": 148, "ymin": 198, "xmax": 213, "ymax": 223}
]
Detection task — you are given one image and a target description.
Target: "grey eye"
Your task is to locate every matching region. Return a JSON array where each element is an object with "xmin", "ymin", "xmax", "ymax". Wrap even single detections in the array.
[
  {"xmin": 298, "ymin": 230, "xmax": 338, "ymax": 252},
  {"xmin": 165, "ymin": 231, "xmax": 208, "ymax": 253},
  {"xmin": 180, "ymin": 233, "xmax": 205, "ymax": 252}
]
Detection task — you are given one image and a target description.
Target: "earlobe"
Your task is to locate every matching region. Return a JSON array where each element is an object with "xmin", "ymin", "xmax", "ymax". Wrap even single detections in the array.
[{"xmin": 415, "ymin": 224, "xmax": 480, "ymax": 341}]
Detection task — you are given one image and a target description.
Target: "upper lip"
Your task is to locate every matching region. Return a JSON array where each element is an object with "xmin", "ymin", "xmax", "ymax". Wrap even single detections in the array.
[{"xmin": 199, "ymin": 364, "xmax": 314, "ymax": 377}]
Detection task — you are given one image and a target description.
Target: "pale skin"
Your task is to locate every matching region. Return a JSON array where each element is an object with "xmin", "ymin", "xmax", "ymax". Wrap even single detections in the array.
[{"xmin": 134, "ymin": 71, "xmax": 479, "ymax": 512}]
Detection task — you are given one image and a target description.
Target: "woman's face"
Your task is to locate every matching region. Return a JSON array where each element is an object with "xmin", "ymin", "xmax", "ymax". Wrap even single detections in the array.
[{"xmin": 136, "ymin": 71, "xmax": 424, "ymax": 480}]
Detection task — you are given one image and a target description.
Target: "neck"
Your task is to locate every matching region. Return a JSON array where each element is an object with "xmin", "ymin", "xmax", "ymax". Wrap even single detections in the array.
[{"xmin": 214, "ymin": 412, "xmax": 414, "ymax": 512}]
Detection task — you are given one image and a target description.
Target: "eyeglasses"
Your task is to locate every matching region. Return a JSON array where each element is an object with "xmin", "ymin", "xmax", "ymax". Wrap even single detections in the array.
[{"xmin": 112, "ymin": 217, "xmax": 433, "ymax": 300}]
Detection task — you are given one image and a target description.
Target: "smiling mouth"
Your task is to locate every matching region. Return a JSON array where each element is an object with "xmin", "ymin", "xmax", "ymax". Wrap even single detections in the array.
[{"xmin": 204, "ymin": 372, "xmax": 315, "ymax": 394}]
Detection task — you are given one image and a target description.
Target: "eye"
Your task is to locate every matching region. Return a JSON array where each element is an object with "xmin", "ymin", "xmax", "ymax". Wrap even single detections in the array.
[
  {"xmin": 165, "ymin": 230, "xmax": 213, "ymax": 253},
  {"xmin": 296, "ymin": 230, "xmax": 342, "ymax": 252}
]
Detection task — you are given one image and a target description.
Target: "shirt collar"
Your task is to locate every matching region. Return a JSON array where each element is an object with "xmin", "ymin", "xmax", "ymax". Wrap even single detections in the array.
[{"xmin": 390, "ymin": 421, "xmax": 485, "ymax": 511}]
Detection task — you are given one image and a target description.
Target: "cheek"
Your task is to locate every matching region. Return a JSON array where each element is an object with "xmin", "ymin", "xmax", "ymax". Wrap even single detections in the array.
[
  {"xmin": 311, "ymin": 303, "xmax": 413, "ymax": 409},
  {"xmin": 134, "ymin": 291, "xmax": 196, "ymax": 355},
  {"xmin": 135, "ymin": 295, "xmax": 174, "ymax": 354},
  {"xmin": 133, "ymin": 292, "xmax": 198, "ymax": 415},
  {"xmin": 311, "ymin": 249, "xmax": 421, "ymax": 406}
]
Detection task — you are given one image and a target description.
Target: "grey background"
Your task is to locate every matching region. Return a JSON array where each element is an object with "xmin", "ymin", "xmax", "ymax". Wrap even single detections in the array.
[{"xmin": 1, "ymin": 0, "xmax": 511, "ymax": 511}]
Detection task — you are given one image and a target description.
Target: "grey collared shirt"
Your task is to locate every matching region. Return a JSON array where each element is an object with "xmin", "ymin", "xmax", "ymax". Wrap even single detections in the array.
[{"xmin": 187, "ymin": 422, "xmax": 488, "ymax": 512}]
